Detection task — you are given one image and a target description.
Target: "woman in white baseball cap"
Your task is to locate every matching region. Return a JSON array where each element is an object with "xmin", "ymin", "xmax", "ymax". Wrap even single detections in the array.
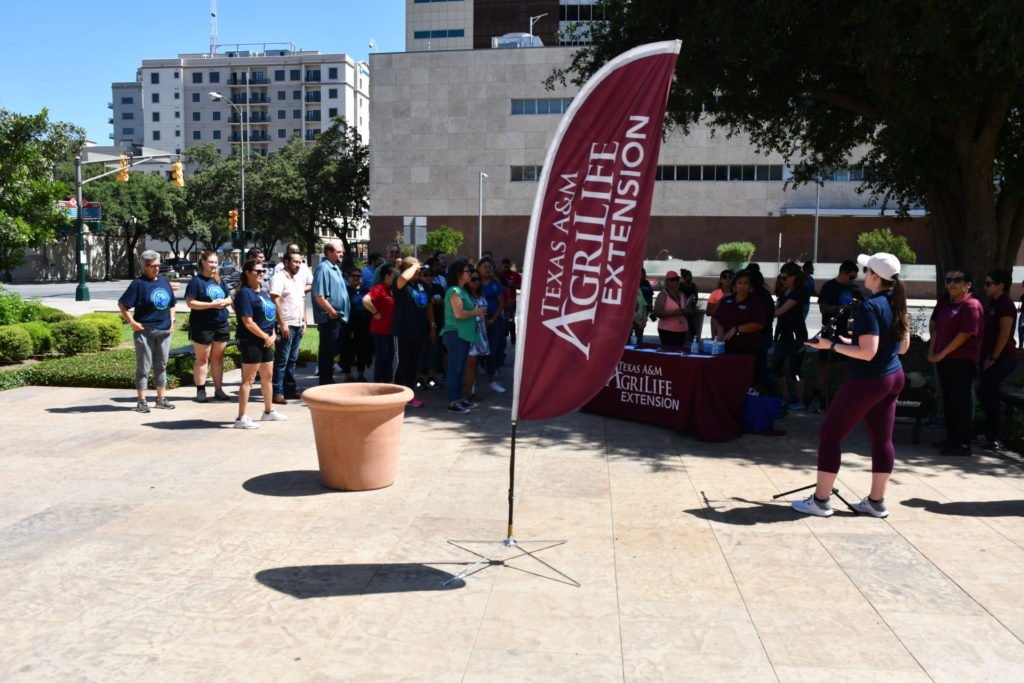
[{"xmin": 794, "ymin": 252, "xmax": 910, "ymax": 518}]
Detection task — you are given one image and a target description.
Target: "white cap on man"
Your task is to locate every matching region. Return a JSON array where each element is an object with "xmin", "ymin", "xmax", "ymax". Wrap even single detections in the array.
[{"xmin": 856, "ymin": 252, "xmax": 901, "ymax": 280}]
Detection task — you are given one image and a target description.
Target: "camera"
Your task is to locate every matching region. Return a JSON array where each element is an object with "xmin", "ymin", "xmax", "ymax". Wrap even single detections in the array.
[{"xmin": 819, "ymin": 302, "xmax": 859, "ymax": 341}]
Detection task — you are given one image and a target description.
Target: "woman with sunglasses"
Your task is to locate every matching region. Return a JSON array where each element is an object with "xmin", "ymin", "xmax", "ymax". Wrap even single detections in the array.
[
  {"xmin": 464, "ymin": 269, "xmax": 491, "ymax": 402},
  {"xmin": 795, "ymin": 253, "xmax": 910, "ymax": 518},
  {"xmin": 184, "ymin": 250, "xmax": 233, "ymax": 403},
  {"xmin": 978, "ymin": 270, "xmax": 1017, "ymax": 449},
  {"xmin": 233, "ymin": 259, "xmax": 286, "ymax": 429},
  {"xmin": 653, "ymin": 270, "xmax": 689, "ymax": 347},
  {"xmin": 928, "ymin": 269, "xmax": 984, "ymax": 456},
  {"xmin": 441, "ymin": 260, "xmax": 486, "ymax": 413},
  {"xmin": 773, "ymin": 262, "xmax": 809, "ymax": 409}
]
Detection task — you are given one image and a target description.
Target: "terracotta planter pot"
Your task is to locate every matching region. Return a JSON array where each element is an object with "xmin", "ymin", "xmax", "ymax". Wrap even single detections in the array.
[{"xmin": 302, "ymin": 383, "xmax": 414, "ymax": 491}]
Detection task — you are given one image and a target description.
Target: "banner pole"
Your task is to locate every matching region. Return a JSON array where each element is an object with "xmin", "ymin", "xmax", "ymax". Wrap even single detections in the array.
[{"xmin": 507, "ymin": 421, "xmax": 517, "ymax": 539}]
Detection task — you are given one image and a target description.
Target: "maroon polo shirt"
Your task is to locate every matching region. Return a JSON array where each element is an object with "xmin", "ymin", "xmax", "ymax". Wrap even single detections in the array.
[
  {"xmin": 981, "ymin": 293, "xmax": 1018, "ymax": 361},
  {"xmin": 932, "ymin": 294, "xmax": 984, "ymax": 363}
]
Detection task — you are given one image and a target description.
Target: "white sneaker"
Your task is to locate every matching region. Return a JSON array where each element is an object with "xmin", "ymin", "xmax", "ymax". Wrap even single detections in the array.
[
  {"xmin": 850, "ymin": 496, "xmax": 889, "ymax": 518},
  {"xmin": 791, "ymin": 495, "xmax": 834, "ymax": 517},
  {"xmin": 261, "ymin": 410, "xmax": 288, "ymax": 422},
  {"xmin": 489, "ymin": 381, "xmax": 506, "ymax": 394},
  {"xmin": 234, "ymin": 415, "xmax": 260, "ymax": 430}
]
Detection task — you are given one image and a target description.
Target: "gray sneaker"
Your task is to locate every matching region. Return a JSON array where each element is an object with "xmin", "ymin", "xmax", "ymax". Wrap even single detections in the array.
[
  {"xmin": 136, "ymin": 401, "xmax": 150, "ymax": 414},
  {"xmin": 792, "ymin": 495, "xmax": 834, "ymax": 517},
  {"xmin": 154, "ymin": 398, "xmax": 175, "ymax": 410},
  {"xmin": 851, "ymin": 496, "xmax": 889, "ymax": 518}
]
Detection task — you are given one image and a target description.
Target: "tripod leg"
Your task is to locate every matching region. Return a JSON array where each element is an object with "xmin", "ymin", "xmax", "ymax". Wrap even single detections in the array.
[{"xmin": 772, "ymin": 482, "xmax": 817, "ymax": 500}]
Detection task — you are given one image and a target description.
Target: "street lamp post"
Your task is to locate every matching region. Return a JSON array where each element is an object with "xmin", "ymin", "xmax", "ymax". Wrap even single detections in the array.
[
  {"xmin": 210, "ymin": 92, "xmax": 246, "ymax": 245},
  {"xmin": 478, "ymin": 172, "xmax": 488, "ymax": 261},
  {"xmin": 529, "ymin": 13, "xmax": 548, "ymax": 39},
  {"xmin": 74, "ymin": 155, "xmax": 89, "ymax": 301},
  {"xmin": 813, "ymin": 178, "xmax": 821, "ymax": 264}
]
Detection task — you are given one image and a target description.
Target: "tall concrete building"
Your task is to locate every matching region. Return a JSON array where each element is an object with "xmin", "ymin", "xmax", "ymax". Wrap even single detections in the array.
[
  {"xmin": 110, "ymin": 46, "xmax": 370, "ymax": 160},
  {"xmin": 406, "ymin": 0, "xmax": 599, "ymax": 51}
]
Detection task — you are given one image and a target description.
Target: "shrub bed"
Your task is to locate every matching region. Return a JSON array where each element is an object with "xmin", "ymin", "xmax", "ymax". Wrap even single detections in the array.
[
  {"xmin": 51, "ymin": 320, "xmax": 101, "ymax": 356},
  {"xmin": 23, "ymin": 348, "xmax": 178, "ymax": 390},
  {"xmin": 79, "ymin": 313, "xmax": 122, "ymax": 349},
  {"xmin": 0, "ymin": 325, "xmax": 34, "ymax": 362},
  {"xmin": 17, "ymin": 321, "xmax": 54, "ymax": 355}
]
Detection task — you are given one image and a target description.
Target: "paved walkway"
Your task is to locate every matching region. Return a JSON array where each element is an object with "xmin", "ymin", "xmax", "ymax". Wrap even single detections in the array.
[{"xmin": 1, "ymin": 358, "xmax": 1023, "ymax": 681}]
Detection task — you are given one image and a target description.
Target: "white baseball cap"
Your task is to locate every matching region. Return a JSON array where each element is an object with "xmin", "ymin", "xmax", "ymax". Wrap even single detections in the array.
[{"xmin": 856, "ymin": 252, "xmax": 901, "ymax": 280}]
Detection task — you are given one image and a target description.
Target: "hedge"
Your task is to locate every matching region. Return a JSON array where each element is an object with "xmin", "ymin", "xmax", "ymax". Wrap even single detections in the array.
[
  {"xmin": 23, "ymin": 348, "xmax": 171, "ymax": 390},
  {"xmin": 716, "ymin": 241, "xmax": 757, "ymax": 263},
  {"xmin": 37, "ymin": 306, "xmax": 73, "ymax": 324},
  {"xmin": 0, "ymin": 325, "xmax": 33, "ymax": 362},
  {"xmin": 79, "ymin": 313, "xmax": 122, "ymax": 349},
  {"xmin": 0, "ymin": 369, "xmax": 27, "ymax": 391},
  {"xmin": 15, "ymin": 321, "xmax": 53, "ymax": 355},
  {"xmin": 50, "ymin": 319, "xmax": 101, "ymax": 356}
]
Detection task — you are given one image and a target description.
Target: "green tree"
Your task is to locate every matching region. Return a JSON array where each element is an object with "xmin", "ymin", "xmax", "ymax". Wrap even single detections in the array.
[
  {"xmin": 424, "ymin": 225, "xmax": 465, "ymax": 256},
  {"xmin": 857, "ymin": 228, "xmax": 918, "ymax": 265},
  {"xmin": 0, "ymin": 109, "xmax": 84, "ymax": 275},
  {"xmin": 313, "ymin": 121, "xmax": 370, "ymax": 254},
  {"xmin": 183, "ymin": 144, "xmax": 242, "ymax": 250},
  {"xmin": 554, "ymin": 1, "xmax": 1024, "ymax": 291}
]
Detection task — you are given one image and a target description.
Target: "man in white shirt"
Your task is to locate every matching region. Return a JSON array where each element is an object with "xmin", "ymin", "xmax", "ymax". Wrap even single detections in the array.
[
  {"xmin": 270, "ymin": 252, "xmax": 308, "ymax": 402},
  {"xmin": 273, "ymin": 243, "xmax": 314, "ymax": 292}
]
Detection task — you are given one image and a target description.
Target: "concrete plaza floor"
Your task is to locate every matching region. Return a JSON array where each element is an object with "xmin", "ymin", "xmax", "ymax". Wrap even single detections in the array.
[{"xmin": 1, "ymin": 365, "xmax": 1023, "ymax": 681}]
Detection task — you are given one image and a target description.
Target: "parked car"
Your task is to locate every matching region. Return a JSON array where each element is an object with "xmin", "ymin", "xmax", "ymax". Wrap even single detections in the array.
[{"xmin": 159, "ymin": 258, "xmax": 197, "ymax": 278}]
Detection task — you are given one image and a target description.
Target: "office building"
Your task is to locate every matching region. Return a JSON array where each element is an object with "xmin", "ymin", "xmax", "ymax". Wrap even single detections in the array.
[{"xmin": 110, "ymin": 46, "xmax": 370, "ymax": 159}]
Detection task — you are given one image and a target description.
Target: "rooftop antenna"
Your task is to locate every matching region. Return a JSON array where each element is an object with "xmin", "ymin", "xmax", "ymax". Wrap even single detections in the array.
[{"xmin": 209, "ymin": 0, "xmax": 218, "ymax": 56}]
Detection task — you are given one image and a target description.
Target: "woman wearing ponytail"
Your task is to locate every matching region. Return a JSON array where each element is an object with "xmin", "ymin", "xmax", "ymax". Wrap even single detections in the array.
[
  {"xmin": 185, "ymin": 250, "xmax": 233, "ymax": 402},
  {"xmin": 793, "ymin": 253, "xmax": 910, "ymax": 518}
]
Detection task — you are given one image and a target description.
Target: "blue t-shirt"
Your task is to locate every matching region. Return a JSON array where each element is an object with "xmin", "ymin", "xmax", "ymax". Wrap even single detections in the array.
[
  {"xmin": 482, "ymin": 279, "xmax": 503, "ymax": 317},
  {"xmin": 118, "ymin": 276, "xmax": 176, "ymax": 331},
  {"xmin": 184, "ymin": 275, "xmax": 229, "ymax": 330},
  {"xmin": 847, "ymin": 290, "xmax": 902, "ymax": 379},
  {"xmin": 233, "ymin": 287, "xmax": 277, "ymax": 341}
]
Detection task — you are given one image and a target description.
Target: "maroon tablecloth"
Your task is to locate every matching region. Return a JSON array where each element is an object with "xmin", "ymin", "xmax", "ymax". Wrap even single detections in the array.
[{"xmin": 582, "ymin": 349, "xmax": 755, "ymax": 442}]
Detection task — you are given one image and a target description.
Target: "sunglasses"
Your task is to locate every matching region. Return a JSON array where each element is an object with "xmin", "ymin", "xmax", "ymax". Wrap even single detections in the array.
[
  {"xmin": 252, "ymin": 269, "xmax": 265, "ymax": 274},
  {"xmin": 470, "ymin": 277, "xmax": 480, "ymax": 282},
  {"xmin": 945, "ymin": 276, "xmax": 965, "ymax": 284},
  {"xmin": 984, "ymin": 280, "xmax": 996, "ymax": 286},
  {"xmin": 666, "ymin": 277, "xmax": 680, "ymax": 282}
]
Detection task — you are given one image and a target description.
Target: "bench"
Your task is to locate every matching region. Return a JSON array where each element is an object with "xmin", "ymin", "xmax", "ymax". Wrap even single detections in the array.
[
  {"xmin": 895, "ymin": 386, "xmax": 933, "ymax": 444},
  {"xmin": 168, "ymin": 340, "xmax": 237, "ymax": 375}
]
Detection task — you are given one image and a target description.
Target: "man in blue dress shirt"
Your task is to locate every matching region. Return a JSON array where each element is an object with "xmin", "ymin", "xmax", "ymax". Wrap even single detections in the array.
[{"xmin": 312, "ymin": 240, "xmax": 350, "ymax": 384}]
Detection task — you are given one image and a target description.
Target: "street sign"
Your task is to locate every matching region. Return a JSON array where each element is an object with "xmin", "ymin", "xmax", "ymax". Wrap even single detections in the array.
[{"xmin": 81, "ymin": 207, "xmax": 102, "ymax": 221}]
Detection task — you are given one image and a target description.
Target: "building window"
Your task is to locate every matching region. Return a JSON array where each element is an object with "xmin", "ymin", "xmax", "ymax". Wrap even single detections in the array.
[
  {"xmin": 328, "ymin": 88, "xmax": 338, "ymax": 99},
  {"xmin": 277, "ymin": 90, "xmax": 286, "ymax": 100},
  {"xmin": 653, "ymin": 164, "xmax": 785, "ymax": 182},
  {"xmin": 328, "ymin": 108, "xmax": 338, "ymax": 118},
  {"xmin": 192, "ymin": 112, "xmax": 201, "ymax": 122},
  {"xmin": 293, "ymin": 110, "xmax": 301, "ymax": 119},
  {"xmin": 213, "ymin": 130, "xmax": 221, "ymax": 140},
  {"xmin": 278, "ymin": 109, "xmax": 287, "ymax": 119},
  {"xmin": 511, "ymin": 165, "xmax": 542, "ymax": 182},
  {"xmin": 210, "ymin": 71, "xmax": 220, "ymax": 83},
  {"xmin": 153, "ymin": 131, "xmax": 161, "ymax": 141},
  {"xmin": 120, "ymin": 96, "xmax": 134, "ymax": 104},
  {"xmin": 275, "ymin": 69, "xmax": 285, "ymax": 81},
  {"xmin": 290, "ymin": 69, "xmax": 300, "ymax": 81},
  {"xmin": 174, "ymin": 92, "xmax": 180, "ymax": 100},
  {"xmin": 175, "ymin": 130, "xmax": 181, "ymax": 137},
  {"xmin": 152, "ymin": 112, "xmax": 160, "ymax": 122},
  {"xmin": 174, "ymin": 71, "xmax": 179, "ymax": 79},
  {"xmin": 328, "ymin": 67, "xmax": 338, "ymax": 79},
  {"xmin": 174, "ymin": 111, "xmax": 180, "ymax": 118},
  {"xmin": 212, "ymin": 111, "xmax": 221, "ymax": 121},
  {"xmin": 122, "ymin": 127, "xmax": 134, "ymax": 135},
  {"xmin": 192, "ymin": 72, "xmax": 203, "ymax": 84},
  {"xmin": 152, "ymin": 93, "xmax": 160, "ymax": 104},
  {"xmin": 193, "ymin": 131, "xmax": 201, "ymax": 140},
  {"xmin": 151, "ymin": 73, "xmax": 159, "ymax": 84},
  {"xmin": 121, "ymin": 112, "xmax": 134, "ymax": 120},
  {"xmin": 306, "ymin": 70, "xmax": 321, "ymax": 82},
  {"xmin": 192, "ymin": 93, "xmax": 200, "ymax": 102},
  {"xmin": 511, "ymin": 98, "xmax": 574, "ymax": 115},
  {"xmin": 278, "ymin": 128, "xmax": 287, "ymax": 139},
  {"xmin": 413, "ymin": 29, "xmax": 465, "ymax": 39},
  {"xmin": 292, "ymin": 90, "xmax": 301, "ymax": 100}
]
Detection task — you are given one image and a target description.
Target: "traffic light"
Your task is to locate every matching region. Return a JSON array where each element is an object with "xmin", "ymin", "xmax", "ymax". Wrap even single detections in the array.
[
  {"xmin": 117, "ymin": 154, "xmax": 130, "ymax": 182},
  {"xmin": 171, "ymin": 161, "xmax": 185, "ymax": 187},
  {"xmin": 228, "ymin": 209, "xmax": 239, "ymax": 230}
]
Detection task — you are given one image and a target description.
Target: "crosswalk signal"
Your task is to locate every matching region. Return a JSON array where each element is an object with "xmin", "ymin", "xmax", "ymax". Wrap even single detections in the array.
[
  {"xmin": 228, "ymin": 209, "xmax": 239, "ymax": 230},
  {"xmin": 171, "ymin": 161, "xmax": 185, "ymax": 187},
  {"xmin": 117, "ymin": 154, "xmax": 130, "ymax": 182}
]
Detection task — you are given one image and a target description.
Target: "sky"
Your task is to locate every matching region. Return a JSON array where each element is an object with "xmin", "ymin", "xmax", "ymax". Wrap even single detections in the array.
[{"xmin": 0, "ymin": 0, "xmax": 405, "ymax": 143}]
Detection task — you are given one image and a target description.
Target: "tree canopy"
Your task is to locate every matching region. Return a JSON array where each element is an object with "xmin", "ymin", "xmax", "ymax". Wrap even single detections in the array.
[
  {"xmin": 0, "ymin": 109, "xmax": 84, "ymax": 273},
  {"xmin": 554, "ymin": 1, "xmax": 1024, "ymax": 287}
]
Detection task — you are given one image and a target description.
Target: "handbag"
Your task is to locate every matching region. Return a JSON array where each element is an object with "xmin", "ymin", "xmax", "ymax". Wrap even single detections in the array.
[{"xmin": 742, "ymin": 394, "xmax": 785, "ymax": 434}]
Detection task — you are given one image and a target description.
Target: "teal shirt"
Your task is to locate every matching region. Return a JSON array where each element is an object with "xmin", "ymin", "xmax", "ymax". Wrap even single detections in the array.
[
  {"xmin": 312, "ymin": 259, "xmax": 350, "ymax": 324},
  {"xmin": 442, "ymin": 285, "xmax": 478, "ymax": 344}
]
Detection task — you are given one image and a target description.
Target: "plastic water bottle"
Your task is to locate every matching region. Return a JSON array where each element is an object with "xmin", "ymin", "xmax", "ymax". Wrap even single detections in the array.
[{"xmin": 691, "ymin": 336, "xmax": 700, "ymax": 354}]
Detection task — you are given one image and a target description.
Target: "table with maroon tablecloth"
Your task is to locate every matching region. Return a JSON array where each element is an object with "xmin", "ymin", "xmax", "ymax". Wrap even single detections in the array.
[{"xmin": 582, "ymin": 348, "xmax": 755, "ymax": 442}]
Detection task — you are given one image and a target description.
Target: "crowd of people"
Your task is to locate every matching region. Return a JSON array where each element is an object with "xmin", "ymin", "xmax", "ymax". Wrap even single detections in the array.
[{"xmin": 116, "ymin": 243, "xmax": 524, "ymax": 427}]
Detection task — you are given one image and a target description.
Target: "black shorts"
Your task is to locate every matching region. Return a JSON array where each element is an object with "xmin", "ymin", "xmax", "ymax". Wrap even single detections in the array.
[
  {"xmin": 190, "ymin": 322, "xmax": 231, "ymax": 345},
  {"xmin": 239, "ymin": 338, "xmax": 274, "ymax": 364}
]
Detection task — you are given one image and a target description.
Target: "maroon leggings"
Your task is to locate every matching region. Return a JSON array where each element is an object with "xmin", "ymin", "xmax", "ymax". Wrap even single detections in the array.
[{"xmin": 818, "ymin": 370, "xmax": 905, "ymax": 474}]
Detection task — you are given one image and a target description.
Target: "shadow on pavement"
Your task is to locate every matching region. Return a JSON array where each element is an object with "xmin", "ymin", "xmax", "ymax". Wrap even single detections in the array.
[
  {"xmin": 902, "ymin": 497, "xmax": 1024, "ymax": 517},
  {"xmin": 243, "ymin": 470, "xmax": 332, "ymax": 497},
  {"xmin": 684, "ymin": 494, "xmax": 833, "ymax": 525},
  {"xmin": 143, "ymin": 419, "xmax": 230, "ymax": 430},
  {"xmin": 47, "ymin": 405, "xmax": 130, "ymax": 414},
  {"xmin": 255, "ymin": 563, "xmax": 464, "ymax": 598}
]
